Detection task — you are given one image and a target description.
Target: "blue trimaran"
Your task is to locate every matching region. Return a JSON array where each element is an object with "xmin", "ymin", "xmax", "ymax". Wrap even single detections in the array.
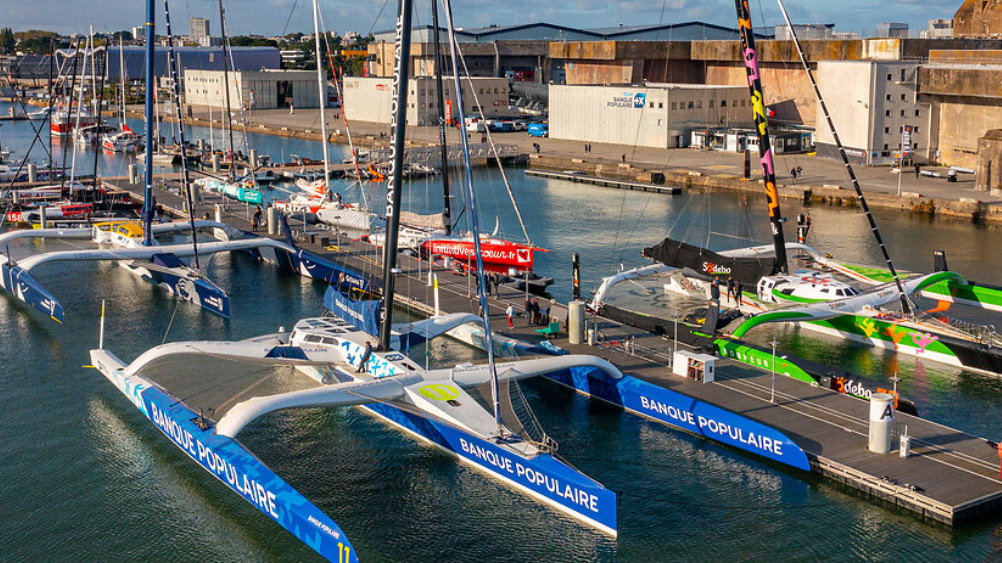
[{"xmin": 90, "ymin": 0, "xmax": 620, "ymax": 559}]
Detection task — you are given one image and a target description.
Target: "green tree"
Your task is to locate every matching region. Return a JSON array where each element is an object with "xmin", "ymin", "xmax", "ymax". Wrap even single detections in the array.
[{"xmin": 0, "ymin": 28, "xmax": 15, "ymax": 54}]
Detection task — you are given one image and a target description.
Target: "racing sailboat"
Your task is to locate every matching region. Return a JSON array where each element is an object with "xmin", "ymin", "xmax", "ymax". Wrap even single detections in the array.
[
  {"xmin": 604, "ymin": 0, "xmax": 1002, "ymax": 379},
  {"xmin": 89, "ymin": 2, "xmax": 618, "ymax": 558}
]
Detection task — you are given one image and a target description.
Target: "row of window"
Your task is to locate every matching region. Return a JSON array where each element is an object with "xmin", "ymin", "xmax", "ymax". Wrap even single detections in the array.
[
  {"xmin": 883, "ymin": 125, "xmax": 920, "ymax": 134},
  {"xmin": 664, "ymin": 99, "xmax": 748, "ymax": 111},
  {"xmin": 887, "ymin": 69, "xmax": 909, "ymax": 81},
  {"xmin": 882, "ymin": 142, "xmax": 920, "ymax": 150},
  {"xmin": 885, "ymin": 109, "xmax": 921, "ymax": 117},
  {"xmin": 411, "ymin": 87, "xmax": 504, "ymax": 96}
]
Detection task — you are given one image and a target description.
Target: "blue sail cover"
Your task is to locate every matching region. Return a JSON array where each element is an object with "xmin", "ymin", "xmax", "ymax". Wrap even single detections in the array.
[{"xmin": 324, "ymin": 286, "xmax": 380, "ymax": 337}]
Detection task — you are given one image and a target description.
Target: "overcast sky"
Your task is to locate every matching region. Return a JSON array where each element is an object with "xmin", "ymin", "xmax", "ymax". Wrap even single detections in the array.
[{"xmin": 5, "ymin": 0, "xmax": 960, "ymax": 39}]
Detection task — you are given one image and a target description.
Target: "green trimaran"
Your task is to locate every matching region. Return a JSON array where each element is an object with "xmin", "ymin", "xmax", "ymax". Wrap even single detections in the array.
[{"xmin": 597, "ymin": 0, "xmax": 1002, "ymax": 379}]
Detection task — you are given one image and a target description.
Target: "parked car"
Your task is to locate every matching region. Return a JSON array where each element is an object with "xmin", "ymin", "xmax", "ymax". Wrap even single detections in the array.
[{"xmin": 527, "ymin": 123, "xmax": 548, "ymax": 137}]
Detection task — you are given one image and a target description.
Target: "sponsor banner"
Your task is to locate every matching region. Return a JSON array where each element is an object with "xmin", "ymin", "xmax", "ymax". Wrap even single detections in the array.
[
  {"xmin": 1, "ymin": 262, "xmax": 64, "ymax": 323},
  {"xmin": 607, "ymin": 91, "xmax": 646, "ymax": 109},
  {"xmin": 423, "ymin": 240, "xmax": 534, "ymax": 268},
  {"xmin": 364, "ymin": 401, "xmax": 617, "ymax": 533},
  {"xmin": 323, "ymin": 286, "xmax": 380, "ymax": 337},
  {"xmin": 546, "ymin": 367, "xmax": 810, "ymax": 472},
  {"xmin": 135, "ymin": 385, "xmax": 357, "ymax": 562},
  {"xmin": 293, "ymin": 249, "xmax": 369, "ymax": 293}
]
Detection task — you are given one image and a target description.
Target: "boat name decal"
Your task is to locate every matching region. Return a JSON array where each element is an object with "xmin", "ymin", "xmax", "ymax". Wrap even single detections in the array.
[
  {"xmin": 639, "ymin": 396, "xmax": 785, "ymax": 455},
  {"xmin": 701, "ymin": 261, "xmax": 731, "ymax": 275},
  {"xmin": 148, "ymin": 401, "xmax": 280, "ymax": 519},
  {"xmin": 457, "ymin": 438, "xmax": 600, "ymax": 513}
]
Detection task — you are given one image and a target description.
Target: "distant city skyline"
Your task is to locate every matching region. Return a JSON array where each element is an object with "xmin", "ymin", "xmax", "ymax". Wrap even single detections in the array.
[{"xmin": 3, "ymin": 0, "xmax": 960, "ymax": 39}]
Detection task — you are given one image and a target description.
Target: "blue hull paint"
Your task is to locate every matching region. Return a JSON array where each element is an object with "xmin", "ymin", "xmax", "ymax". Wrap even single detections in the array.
[
  {"xmin": 545, "ymin": 367, "xmax": 811, "ymax": 472},
  {"xmin": 125, "ymin": 382, "xmax": 358, "ymax": 562},
  {"xmin": 363, "ymin": 401, "xmax": 618, "ymax": 534},
  {"xmin": 0, "ymin": 261, "xmax": 64, "ymax": 323},
  {"xmin": 143, "ymin": 267, "xmax": 231, "ymax": 318}
]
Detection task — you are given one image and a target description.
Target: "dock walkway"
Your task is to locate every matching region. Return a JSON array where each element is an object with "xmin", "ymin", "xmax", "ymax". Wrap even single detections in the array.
[{"xmin": 108, "ymin": 177, "xmax": 1002, "ymax": 527}]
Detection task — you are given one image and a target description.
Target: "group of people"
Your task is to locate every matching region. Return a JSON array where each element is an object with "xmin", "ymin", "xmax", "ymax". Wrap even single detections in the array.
[
  {"xmin": 789, "ymin": 166, "xmax": 804, "ymax": 181},
  {"xmin": 503, "ymin": 297, "xmax": 549, "ymax": 328},
  {"xmin": 583, "ymin": 143, "xmax": 593, "ymax": 153}
]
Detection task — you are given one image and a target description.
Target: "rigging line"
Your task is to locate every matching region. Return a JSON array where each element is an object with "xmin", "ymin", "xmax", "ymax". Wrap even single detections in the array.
[
  {"xmin": 775, "ymin": 0, "xmax": 912, "ymax": 315},
  {"xmin": 216, "ymin": 0, "xmax": 237, "ymax": 179},
  {"xmin": 280, "ymin": 0, "xmax": 300, "ymax": 36},
  {"xmin": 367, "ymin": 0, "xmax": 392, "ymax": 36},
  {"xmin": 450, "ymin": 43, "xmax": 532, "ymax": 246},
  {"xmin": 317, "ymin": 10, "xmax": 367, "ymax": 202},
  {"xmin": 164, "ymin": 0, "xmax": 202, "ymax": 270},
  {"xmin": 162, "ymin": 297, "xmax": 183, "ymax": 344}
]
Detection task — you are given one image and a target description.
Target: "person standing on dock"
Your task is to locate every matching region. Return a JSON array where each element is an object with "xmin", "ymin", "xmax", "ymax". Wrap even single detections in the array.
[
  {"xmin": 357, "ymin": 341, "xmax": 372, "ymax": 373},
  {"xmin": 726, "ymin": 276, "xmax": 735, "ymax": 303},
  {"xmin": 251, "ymin": 205, "xmax": 262, "ymax": 232},
  {"xmin": 506, "ymin": 304, "xmax": 515, "ymax": 328},
  {"xmin": 735, "ymin": 280, "xmax": 743, "ymax": 306},
  {"xmin": 621, "ymin": 153, "xmax": 626, "ymax": 164}
]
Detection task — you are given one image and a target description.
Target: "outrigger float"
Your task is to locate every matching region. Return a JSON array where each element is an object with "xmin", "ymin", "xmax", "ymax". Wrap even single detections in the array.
[
  {"xmin": 88, "ymin": 1, "xmax": 618, "ymax": 558},
  {"xmin": 0, "ymin": 218, "xmax": 370, "ymax": 322}
]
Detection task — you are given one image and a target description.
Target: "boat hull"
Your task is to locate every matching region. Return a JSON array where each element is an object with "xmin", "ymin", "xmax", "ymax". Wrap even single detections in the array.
[
  {"xmin": 89, "ymin": 350, "xmax": 358, "ymax": 562},
  {"xmin": 361, "ymin": 399, "xmax": 618, "ymax": 535}
]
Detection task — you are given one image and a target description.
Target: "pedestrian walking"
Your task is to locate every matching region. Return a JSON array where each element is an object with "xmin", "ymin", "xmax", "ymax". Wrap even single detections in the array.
[
  {"xmin": 621, "ymin": 153, "xmax": 626, "ymax": 164},
  {"xmin": 506, "ymin": 304, "xmax": 515, "ymax": 328},
  {"xmin": 796, "ymin": 165, "xmax": 803, "ymax": 178},
  {"xmin": 532, "ymin": 298, "xmax": 540, "ymax": 325},
  {"xmin": 357, "ymin": 341, "xmax": 372, "ymax": 373},
  {"xmin": 726, "ymin": 276, "xmax": 735, "ymax": 303},
  {"xmin": 735, "ymin": 281, "xmax": 743, "ymax": 305},
  {"xmin": 914, "ymin": 163, "xmax": 921, "ymax": 178},
  {"xmin": 251, "ymin": 205, "xmax": 262, "ymax": 231}
]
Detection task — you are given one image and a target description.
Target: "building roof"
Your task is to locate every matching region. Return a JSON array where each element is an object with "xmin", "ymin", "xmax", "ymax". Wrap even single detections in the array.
[
  {"xmin": 55, "ymin": 46, "xmax": 280, "ymax": 80},
  {"xmin": 373, "ymin": 21, "xmax": 767, "ymax": 43},
  {"xmin": 590, "ymin": 21, "xmax": 772, "ymax": 40}
]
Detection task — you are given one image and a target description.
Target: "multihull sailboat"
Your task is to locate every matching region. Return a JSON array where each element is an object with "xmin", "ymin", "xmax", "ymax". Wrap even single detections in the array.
[{"xmin": 89, "ymin": 0, "xmax": 618, "ymax": 557}]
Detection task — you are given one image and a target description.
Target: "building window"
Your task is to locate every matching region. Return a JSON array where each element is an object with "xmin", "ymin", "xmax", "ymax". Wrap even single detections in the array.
[
  {"xmin": 914, "ymin": 126, "xmax": 919, "ymax": 133},
  {"xmin": 658, "ymin": 102, "xmax": 663, "ymax": 109},
  {"xmin": 899, "ymin": 126, "xmax": 903, "ymax": 132},
  {"xmin": 914, "ymin": 143, "xmax": 919, "ymax": 149},
  {"xmin": 688, "ymin": 101, "xmax": 694, "ymax": 109},
  {"xmin": 900, "ymin": 94, "xmax": 906, "ymax": 101},
  {"xmin": 657, "ymin": 119, "xmax": 663, "ymax": 126},
  {"xmin": 886, "ymin": 94, "xmax": 891, "ymax": 101},
  {"xmin": 697, "ymin": 101, "xmax": 702, "ymax": 108},
  {"xmin": 721, "ymin": 100, "xmax": 727, "ymax": 107},
  {"xmin": 915, "ymin": 109, "xmax": 920, "ymax": 117},
  {"xmin": 900, "ymin": 110, "xmax": 905, "ymax": 116},
  {"xmin": 885, "ymin": 110, "xmax": 890, "ymax": 117},
  {"xmin": 671, "ymin": 102, "xmax": 677, "ymax": 110},
  {"xmin": 709, "ymin": 100, "xmax": 715, "ymax": 108},
  {"xmin": 882, "ymin": 151, "xmax": 890, "ymax": 157},
  {"xmin": 884, "ymin": 127, "xmax": 889, "ymax": 133},
  {"xmin": 650, "ymin": 102, "xmax": 654, "ymax": 108},
  {"xmin": 901, "ymin": 69, "xmax": 906, "ymax": 81},
  {"xmin": 887, "ymin": 73, "xmax": 892, "ymax": 80},
  {"xmin": 741, "ymin": 99, "xmax": 746, "ymax": 107},
  {"xmin": 883, "ymin": 143, "xmax": 889, "ymax": 150}
]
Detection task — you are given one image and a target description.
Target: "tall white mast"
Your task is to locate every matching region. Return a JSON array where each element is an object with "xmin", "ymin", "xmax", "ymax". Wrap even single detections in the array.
[
  {"xmin": 311, "ymin": 0, "xmax": 331, "ymax": 196},
  {"xmin": 118, "ymin": 37, "xmax": 126, "ymax": 129},
  {"xmin": 69, "ymin": 33, "xmax": 90, "ymax": 184}
]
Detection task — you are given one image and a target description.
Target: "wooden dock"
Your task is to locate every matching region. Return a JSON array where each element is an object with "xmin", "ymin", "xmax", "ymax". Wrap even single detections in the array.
[
  {"xmin": 106, "ymin": 178, "xmax": 1002, "ymax": 527},
  {"xmin": 525, "ymin": 169, "xmax": 682, "ymax": 194}
]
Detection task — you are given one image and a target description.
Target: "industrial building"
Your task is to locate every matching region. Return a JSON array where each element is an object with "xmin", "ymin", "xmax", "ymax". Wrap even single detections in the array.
[
  {"xmin": 919, "ymin": 50, "xmax": 1002, "ymax": 171},
  {"xmin": 55, "ymin": 45, "xmax": 280, "ymax": 82},
  {"xmin": 342, "ymin": 75, "xmax": 509, "ymax": 126},
  {"xmin": 189, "ymin": 18, "xmax": 210, "ymax": 43},
  {"xmin": 814, "ymin": 60, "xmax": 931, "ymax": 166},
  {"xmin": 184, "ymin": 69, "xmax": 318, "ymax": 110},
  {"xmin": 549, "ymin": 84, "xmax": 751, "ymax": 149}
]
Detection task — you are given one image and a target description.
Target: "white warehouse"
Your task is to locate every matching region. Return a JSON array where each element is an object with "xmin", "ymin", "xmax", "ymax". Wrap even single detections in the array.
[
  {"xmin": 815, "ymin": 61, "xmax": 933, "ymax": 166},
  {"xmin": 549, "ymin": 84, "xmax": 753, "ymax": 149},
  {"xmin": 342, "ymin": 76, "xmax": 510, "ymax": 126},
  {"xmin": 184, "ymin": 69, "xmax": 319, "ymax": 110}
]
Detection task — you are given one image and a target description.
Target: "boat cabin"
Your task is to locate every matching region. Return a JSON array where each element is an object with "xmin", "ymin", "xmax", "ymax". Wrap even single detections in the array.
[
  {"xmin": 757, "ymin": 271, "xmax": 862, "ymax": 304},
  {"xmin": 92, "ymin": 221, "xmax": 146, "ymax": 247}
]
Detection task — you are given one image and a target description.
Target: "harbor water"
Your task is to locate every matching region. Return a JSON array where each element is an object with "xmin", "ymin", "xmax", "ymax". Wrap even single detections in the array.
[{"xmin": 3, "ymin": 107, "xmax": 1002, "ymax": 560}]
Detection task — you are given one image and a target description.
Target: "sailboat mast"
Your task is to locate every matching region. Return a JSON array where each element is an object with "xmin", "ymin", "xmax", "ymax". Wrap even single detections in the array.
[
  {"xmin": 443, "ymin": 0, "xmax": 501, "ymax": 431},
  {"xmin": 734, "ymin": 0, "xmax": 788, "ymax": 274},
  {"xmin": 142, "ymin": 0, "xmax": 155, "ymax": 245},
  {"xmin": 377, "ymin": 0, "xmax": 415, "ymax": 352},
  {"xmin": 164, "ymin": 0, "xmax": 200, "ymax": 269},
  {"xmin": 311, "ymin": 0, "xmax": 331, "ymax": 194},
  {"xmin": 119, "ymin": 37, "xmax": 126, "ymax": 128},
  {"xmin": 69, "ymin": 33, "xmax": 89, "ymax": 185},
  {"xmin": 776, "ymin": 0, "xmax": 911, "ymax": 314},
  {"xmin": 430, "ymin": 0, "xmax": 452, "ymax": 234},
  {"xmin": 217, "ymin": 0, "xmax": 237, "ymax": 177}
]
